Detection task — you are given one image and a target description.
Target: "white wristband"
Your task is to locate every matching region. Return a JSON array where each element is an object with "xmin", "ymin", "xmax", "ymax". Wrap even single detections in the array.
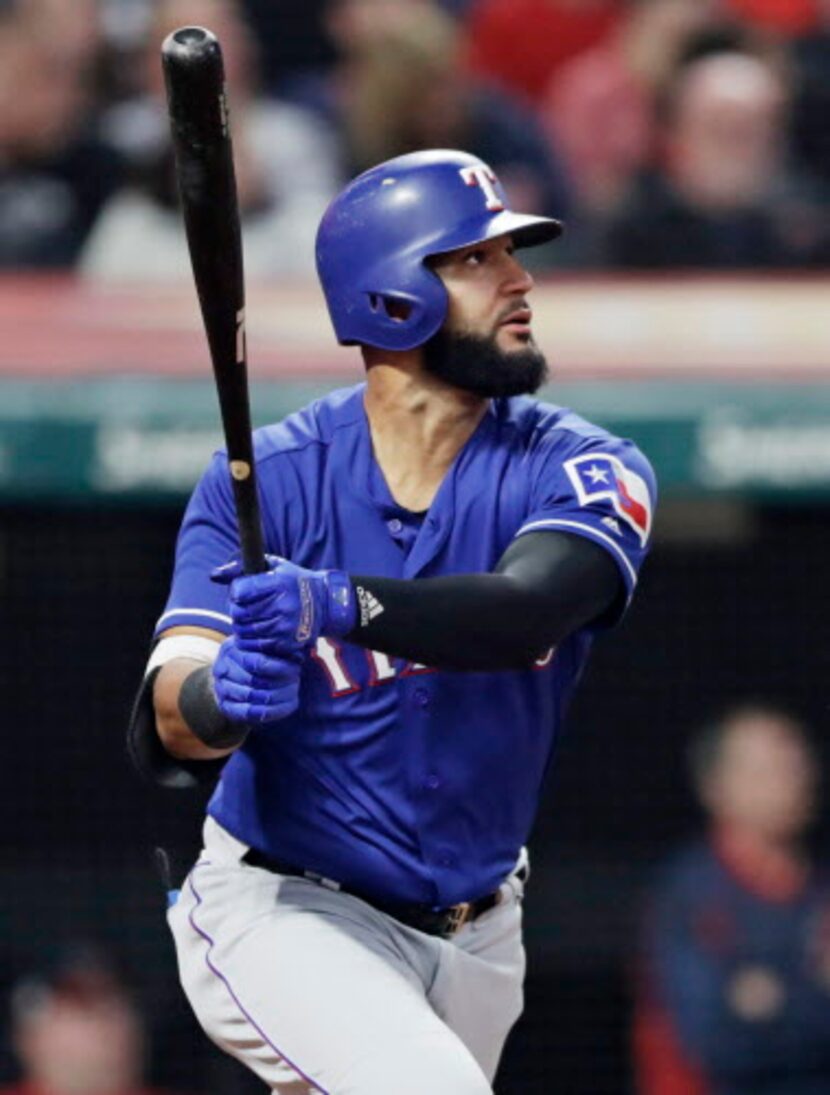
[{"xmin": 145, "ymin": 634, "xmax": 222, "ymax": 677}]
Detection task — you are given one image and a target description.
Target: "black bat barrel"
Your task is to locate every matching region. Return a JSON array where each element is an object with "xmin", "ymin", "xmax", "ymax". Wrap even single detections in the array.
[
  {"xmin": 163, "ymin": 28, "xmax": 241, "ymax": 324},
  {"xmin": 162, "ymin": 27, "xmax": 266, "ymax": 574}
]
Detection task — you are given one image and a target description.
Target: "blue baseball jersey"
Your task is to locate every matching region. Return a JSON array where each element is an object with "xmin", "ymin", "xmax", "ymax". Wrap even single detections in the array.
[{"xmin": 157, "ymin": 384, "xmax": 656, "ymax": 906}]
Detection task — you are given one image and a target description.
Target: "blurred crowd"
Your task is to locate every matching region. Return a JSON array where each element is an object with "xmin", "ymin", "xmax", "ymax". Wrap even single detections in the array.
[
  {"xmin": 0, "ymin": 0, "xmax": 828, "ymax": 278},
  {"xmin": 634, "ymin": 704, "xmax": 830, "ymax": 1095},
  {"xmin": 1, "ymin": 944, "xmax": 191, "ymax": 1094}
]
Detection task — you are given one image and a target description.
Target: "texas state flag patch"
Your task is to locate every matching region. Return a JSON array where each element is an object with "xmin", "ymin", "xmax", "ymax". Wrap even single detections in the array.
[{"xmin": 564, "ymin": 453, "xmax": 653, "ymax": 546}]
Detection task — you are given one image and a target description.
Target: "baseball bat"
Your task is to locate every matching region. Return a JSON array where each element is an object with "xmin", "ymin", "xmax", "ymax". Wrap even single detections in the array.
[{"xmin": 162, "ymin": 26, "xmax": 267, "ymax": 575}]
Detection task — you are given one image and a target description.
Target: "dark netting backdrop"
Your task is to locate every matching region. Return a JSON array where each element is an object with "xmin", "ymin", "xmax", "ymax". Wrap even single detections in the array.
[{"xmin": 0, "ymin": 500, "xmax": 826, "ymax": 1093}]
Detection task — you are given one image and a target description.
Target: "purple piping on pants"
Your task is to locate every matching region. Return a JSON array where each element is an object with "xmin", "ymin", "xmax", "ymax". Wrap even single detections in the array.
[{"xmin": 186, "ymin": 870, "xmax": 329, "ymax": 1094}]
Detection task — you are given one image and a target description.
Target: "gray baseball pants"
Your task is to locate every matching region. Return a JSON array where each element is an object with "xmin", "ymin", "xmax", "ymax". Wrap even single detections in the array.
[{"xmin": 167, "ymin": 817, "xmax": 527, "ymax": 1093}]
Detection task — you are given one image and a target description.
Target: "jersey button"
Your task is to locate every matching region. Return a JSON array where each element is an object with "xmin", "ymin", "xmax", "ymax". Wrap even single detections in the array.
[
  {"xmin": 438, "ymin": 852, "xmax": 455, "ymax": 868},
  {"xmin": 387, "ymin": 518, "xmax": 403, "ymax": 534},
  {"xmin": 425, "ymin": 773, "xmax": 441, "ymax": 790},
  {"xmin": 413, "ymin": 688, "xmax": 430, "ymax": 708}
]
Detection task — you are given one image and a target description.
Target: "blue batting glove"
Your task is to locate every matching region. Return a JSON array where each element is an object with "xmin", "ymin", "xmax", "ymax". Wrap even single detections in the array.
[
  {"xmin": 211, "ymin": 555, "xmax": 356, "ymax": 659},
  {"xmin": 212, "ymin": 637, "xmax": 302, "ymax": 724}
]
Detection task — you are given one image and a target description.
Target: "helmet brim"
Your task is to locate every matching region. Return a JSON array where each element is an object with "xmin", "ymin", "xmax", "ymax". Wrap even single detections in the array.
[
  {"xmin": 502, "ymin": 212, "xmax": 563, "ymax": 248},
  {"xmin": 427, "ymin": 211, "xmax": 563, "ymax": 260}
]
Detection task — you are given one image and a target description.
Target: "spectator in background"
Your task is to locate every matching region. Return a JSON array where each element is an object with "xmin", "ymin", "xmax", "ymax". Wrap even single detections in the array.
[
  {"xmin": 724, "ymin": 0, "xmax": 819, "ymax": 37},
  {"xmin": 634, "ymin": 704, "xmax": 830, "ymax": 1095},
  {"xmin": 240, "ymin": 0, "xmax": 334, "ymax": 95},
  {"xmin": 82, "ymin": 0, "xmax": 339, "ymax": 281},
  {"xmin": 790, "ymin": 6, "xmax": 830, "ymax": 201},
  {"xmin": 543, "ymin": 0, "xmax": 723, "ymax": 220},
  {"xmin": 0, "ymin": 0, "xmax": 125, "ymax": 269},
  {"xmin": 462, "ymin": 0, "xmax": 622, "ymax": 106},
  {"xmin": 239, "ymin": 0, "xmax": 481, "ymax": 97},
  {"xmin": 292, "ymin": 0, "xmax": 570, "ymax": 232},
  {"xmin": 602, "ymin": 48, "xmax": 828, "ymax": 268},
  {"xmin": 2, "ymin": 944, "xmax": 186, "ymax": 1095}
]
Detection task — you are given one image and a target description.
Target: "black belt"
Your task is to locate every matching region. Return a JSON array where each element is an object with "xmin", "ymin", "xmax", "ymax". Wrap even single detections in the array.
[{"xmin": 242, "ymin": 847, "xmax": 513, "ymax": 938}]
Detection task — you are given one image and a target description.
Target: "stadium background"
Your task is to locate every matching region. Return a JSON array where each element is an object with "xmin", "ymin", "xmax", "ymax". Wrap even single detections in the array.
[{"xmin": 0, "ymin": 1, "xmax": 828, "ymax": 1092}]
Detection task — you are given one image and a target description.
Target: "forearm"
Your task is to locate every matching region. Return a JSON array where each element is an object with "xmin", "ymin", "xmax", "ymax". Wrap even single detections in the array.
[
  {"xmin": 346, "ymin": 534, "xmax": 620, "ymax": 671},
  {"xmin": 154, "ymin": 658, "xmax": 243, "ymax": 760},
  {"xmin": 208, "ymin": 533, "xmax": 622, "ymax": 686},
  {"xmin": 347, "ymin": 572, "xmax": 559, "ymax": 669}
]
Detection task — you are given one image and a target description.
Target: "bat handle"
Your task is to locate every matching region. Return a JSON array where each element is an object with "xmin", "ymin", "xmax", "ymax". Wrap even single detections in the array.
[{"xmin": 227, "ymin": 467, "xmax": 267, "ymax": 574}]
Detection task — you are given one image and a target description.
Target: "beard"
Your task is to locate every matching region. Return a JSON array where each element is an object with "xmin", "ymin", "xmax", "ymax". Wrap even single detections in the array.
[{"xmin": 421, "ymin": 326, "xmax": 549, "ymax": 398}]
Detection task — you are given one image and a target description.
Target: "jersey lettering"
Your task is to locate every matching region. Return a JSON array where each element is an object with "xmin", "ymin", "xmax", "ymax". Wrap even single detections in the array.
[
  {"xmin": 310, "ymin": 639, "xmax": 547, "ymax": 695},
  {"xmin": 534, "ymin": 646, "xmax": 556, "ymax": 669},
  {"xmin": 459, "ymin": 164, "xmax": 504, "ymax": 211},
  {"xmin": 401, "ymin": 660, "xmax": 437, "ymax": 676},
  {"xmin": 310, "ymin": 637, "xmax": 359, "ymax": 696},
  {"xmin": 311, "ymin": 641, "xmax": 438, "ymax": 696},
  {"xmin": 366, "ymin": 649, "xmax": 397, "ymax": 686}
]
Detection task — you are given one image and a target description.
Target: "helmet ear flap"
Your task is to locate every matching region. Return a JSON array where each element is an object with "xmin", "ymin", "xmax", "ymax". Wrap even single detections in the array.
[
  {"xmin": 368, "ymin": 294, "xmax": 412, "ymax": 322},
  {"xmin": 362, "ymin": 290, "xmax": 425, "ymax": 344},
  {"xmin": 355, "ymin": 280, "xmax": 446, "ymax": 351}
]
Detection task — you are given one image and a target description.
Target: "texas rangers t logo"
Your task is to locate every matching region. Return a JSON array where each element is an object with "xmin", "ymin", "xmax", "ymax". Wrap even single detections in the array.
[
  {"xmin": 459, "ymin": 164, "xmax": 504, "ymax": 211},
  {"xmin": 564, "ymin": 453, "xmax": 653, "ymax": 545}
]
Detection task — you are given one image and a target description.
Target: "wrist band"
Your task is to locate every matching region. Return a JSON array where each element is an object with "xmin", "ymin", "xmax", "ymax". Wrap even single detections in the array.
[
  {"xmin": 325, "ymin": 570, "xmax": 358, "ymax": 637},
  {"xmin": 146, "ymin": 633, "xmax": 221, "ymax": 675},
  {"xmin": 178, "ymin": 665, "xmax": 248, "ymax": 750}
]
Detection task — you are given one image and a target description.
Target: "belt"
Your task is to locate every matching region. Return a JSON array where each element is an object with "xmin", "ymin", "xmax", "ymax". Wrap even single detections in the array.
[{"xmin": 242, "ymin": 847, "xmax": 517, "ymax": 938}]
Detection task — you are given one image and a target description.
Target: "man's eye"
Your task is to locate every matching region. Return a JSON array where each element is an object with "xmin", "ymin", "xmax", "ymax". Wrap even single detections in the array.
[{"xmin": 464, "ymin": 250, "xmax": 486, "ymax": 265}]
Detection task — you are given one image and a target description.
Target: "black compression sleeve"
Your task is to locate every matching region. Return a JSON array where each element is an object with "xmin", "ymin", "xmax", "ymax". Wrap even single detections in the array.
[{"xmin": 346, "ymin": 531, "xmax": 622, "ymax": 671}]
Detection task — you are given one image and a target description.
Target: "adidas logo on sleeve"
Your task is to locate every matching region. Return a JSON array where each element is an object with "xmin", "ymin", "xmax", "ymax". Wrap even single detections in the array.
[{"xmin": 356, "ymin": 586, "xmax": 385, "ymax": 627}]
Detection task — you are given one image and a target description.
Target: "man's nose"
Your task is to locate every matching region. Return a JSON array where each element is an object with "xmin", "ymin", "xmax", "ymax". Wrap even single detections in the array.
[{"xmin": 504, "ymin": 254, "xmax": 534, "ymax": 295}]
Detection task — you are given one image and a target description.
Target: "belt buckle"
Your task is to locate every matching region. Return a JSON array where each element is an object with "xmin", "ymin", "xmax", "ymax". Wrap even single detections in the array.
[{"xmin": 444, "ymin": 901, "xmax": 472, "ymax": 936}]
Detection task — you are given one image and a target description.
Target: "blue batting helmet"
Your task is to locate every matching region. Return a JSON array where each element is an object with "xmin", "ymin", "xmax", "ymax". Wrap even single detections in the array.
[{"xmin": 315, "ymin": 149, "xmax": 562, "ymax": 352}]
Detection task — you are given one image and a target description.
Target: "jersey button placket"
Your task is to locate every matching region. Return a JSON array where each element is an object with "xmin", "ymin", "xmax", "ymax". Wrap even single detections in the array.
[
  {"xmin": 413, "ymin": 687, "xmax": 430, "ymax": 709},
  {"xmin": 406, "ymin": 680, "xmax": 446, "ymax": 894}
]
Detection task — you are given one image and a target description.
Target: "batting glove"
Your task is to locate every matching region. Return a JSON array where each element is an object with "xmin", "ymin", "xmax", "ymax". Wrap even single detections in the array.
[
  {"xmin": 211, "ymin": 555, "xmax": 356, "ymax": 659},
  {"xmin": 212, "ymin": 637, "xmax": 303, "ymax": 724}
]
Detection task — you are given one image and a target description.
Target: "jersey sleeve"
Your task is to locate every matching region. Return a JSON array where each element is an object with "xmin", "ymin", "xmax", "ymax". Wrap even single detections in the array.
[
  {"xmin": 153, "ymin": 452, "xmax": 241, "ymax": 638},
  {"xmin": 514, "ymin": 431, "xmax": 657, "ymax": 609}
]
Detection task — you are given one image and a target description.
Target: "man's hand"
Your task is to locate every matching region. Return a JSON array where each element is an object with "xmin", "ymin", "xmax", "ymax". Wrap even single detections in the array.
[
  {"xmin": 212, "ymin": 555, "xmax": 356, "ymax": 658},
  {"xmin": 212, "ymin": 638, "xmax": 303, "ymax": 724}
]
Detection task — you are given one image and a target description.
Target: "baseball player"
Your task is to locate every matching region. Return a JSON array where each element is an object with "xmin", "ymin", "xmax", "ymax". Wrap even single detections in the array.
[{"xmin": 129, "ymin": 148, "xmax": 656, "ymax": 1094}]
